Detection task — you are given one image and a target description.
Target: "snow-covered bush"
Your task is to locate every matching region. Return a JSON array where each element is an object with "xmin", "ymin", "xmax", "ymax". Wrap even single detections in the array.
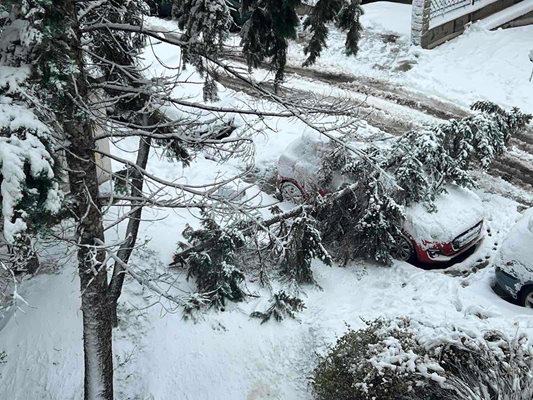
[
  {"xmin": 0, "ymin": 3, "xmax": 63, "ymax": 247},
  {"xmin": 312, "ymin": 318, "xmax": 533, "ymax": 400},
  {"xmin": 0, "ymin": 80, "xmax": 61, "ymax": 246},
  {"xmin": 311, "ymin": 318, "xmax": 440, "ymax": 400},
  {"xmin": 426, "ymin": 331, "xmax": 533, "ymax": 400}
]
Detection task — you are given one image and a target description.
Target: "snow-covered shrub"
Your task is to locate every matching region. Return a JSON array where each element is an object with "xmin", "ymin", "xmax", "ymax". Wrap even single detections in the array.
[
  {"xmin": 181, "ymin": 216, "xmax": 248, "ymax": 310},
  {"xmin": 0, "ymin": 76, "xmax": 62, "ymax": 244},
  {"xmin": 250, "ymin": 290, "xmax": 305, "ymax": 323},
  {"xmin": 312, "ymin": 318, "xmax": 533, "ymax": 400},
  {"xmin": 426, "ymin": 331, "xmax": 533, "ymax": 400},
  {"xmin": 312, "ymin": 318, "xmax": 440, "ymax": 400},
  {"xmin": 0, "ymin": 6, "xmax": 63, "ymax": 249}
]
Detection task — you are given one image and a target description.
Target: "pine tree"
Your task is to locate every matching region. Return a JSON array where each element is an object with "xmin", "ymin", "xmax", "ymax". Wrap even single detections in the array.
[
  {"xmin": 303, "ymin": 0, "xmax": 364, "ymax": 66},
  {"xmin": 240, "ymin": 0, "xmax": 301, "ymax": 85},
  {"xmin": 171, "ymin": 0, "xmax": 364, "ymax": 87},
  {"xmin": 279, "ymin": 213, "xmax": 331, "ymax": 284},
  {"xmin": 389, "ymin": 102, "xmax": 532, "ymax": 206},
  {"xmin": 0, "ymin": 1, "xmax": 63, "ymax": 266},
  {"xmin": 172, "ymin": 0, "xmax": 231, "ymax": 100},
  {"xmin": 182, "ymin": 216, "xmax": 248, "ymax": 309}
]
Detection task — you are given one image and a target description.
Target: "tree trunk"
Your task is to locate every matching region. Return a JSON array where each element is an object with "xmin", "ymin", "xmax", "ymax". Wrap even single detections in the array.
[
  {"xmin": 108, "ymin": 134, "xmax": 152, "ymax": 327},
  {"xmin": 65, "ymin": 106, "xmax": 114, "ymax": 400},
  {"xmin": 63, "ymin": 1, "xmax": 114, "ymax": 398}
]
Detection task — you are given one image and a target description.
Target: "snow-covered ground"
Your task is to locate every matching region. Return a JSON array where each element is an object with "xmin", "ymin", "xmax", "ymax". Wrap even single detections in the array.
[
  {"xmin": 2, "ymin": 3, "xmax": 533, "ymax": 399},
  {"xmin": 289, "ymin": 2, "xmax": 533, "ymax": 114}
]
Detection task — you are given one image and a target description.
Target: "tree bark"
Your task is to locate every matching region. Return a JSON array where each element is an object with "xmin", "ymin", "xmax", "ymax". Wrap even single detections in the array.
[
  {"xmin": 65, "ymin": 120, "xmax": 114, "ymax": 400},
  {"xmin": 63, "ymin": 1, "xmax": 114, "ymax": 398},
  {"xmin": 108, "ymin": 134, "xmax": 151, "ymax": 327}
]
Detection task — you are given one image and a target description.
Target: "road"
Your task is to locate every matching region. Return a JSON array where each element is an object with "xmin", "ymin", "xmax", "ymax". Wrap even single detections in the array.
[{"xmin": 217, "ymin": 53, "xmax": 533, "ymax": 200}]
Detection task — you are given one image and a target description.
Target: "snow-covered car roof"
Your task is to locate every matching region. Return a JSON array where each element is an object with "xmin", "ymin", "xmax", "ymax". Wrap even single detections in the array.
[
  {"xmin": 403, "ymin": 186, "xmax": 484, "ymax": 244},
  {"xmin": 495, "ymin": 208, "xmax": 533, "ymax": 278},
  {"xmin": 277, "ymin": 135, "xmax": 329, "ymax": 189}
]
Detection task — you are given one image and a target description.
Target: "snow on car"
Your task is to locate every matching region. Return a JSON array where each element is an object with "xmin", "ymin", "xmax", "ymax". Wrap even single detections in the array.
[
  {"xmin": 277, "ymin": 135, "xmax": 485, "ymax": 264},
  {"xmin": 493, "ymin": 208, "xmax": 533, "ymax": 307}
]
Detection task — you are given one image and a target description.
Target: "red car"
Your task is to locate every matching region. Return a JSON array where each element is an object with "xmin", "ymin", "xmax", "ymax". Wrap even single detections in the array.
[{"xmin": 277, "ymin": 136, "xmax": 485, "ymax": 264}]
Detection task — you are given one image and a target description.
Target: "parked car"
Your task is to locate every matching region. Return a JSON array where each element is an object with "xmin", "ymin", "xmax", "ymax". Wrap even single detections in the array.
[
  {"xmin": 493, "ymin": 208, "xmax": 533, "ymax": 307},
  {"xmin": 277, "ymin": 135, "xmax": 485, "ymax": 264}
]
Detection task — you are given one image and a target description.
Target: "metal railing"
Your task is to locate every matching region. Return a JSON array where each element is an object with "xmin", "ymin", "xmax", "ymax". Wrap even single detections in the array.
[{"xmin": 430, "ymin": 0, "xmax": 473, "ymax": 19}]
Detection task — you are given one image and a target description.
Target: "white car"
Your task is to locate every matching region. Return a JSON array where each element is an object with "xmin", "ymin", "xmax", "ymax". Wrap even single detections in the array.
[
  {"xmin": 277, "ymin": 135, "xmax": 485, "ymax": 264},
  {"xmin": 493, "ymin": 208, "xmax": 533, "ymax": 307}
]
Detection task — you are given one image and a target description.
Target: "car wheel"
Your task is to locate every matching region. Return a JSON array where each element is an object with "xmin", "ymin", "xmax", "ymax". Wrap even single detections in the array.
[
  {"xmin": 391, "ymin": 235, "xmax": 414, "ymax": 262},
  {"xmin": 519, "ymin": 286, "xmax": 533, "ymax": 308},
  {"xmin": 279, "ymin": 181, "xmax": 305, "ymax": 204}
]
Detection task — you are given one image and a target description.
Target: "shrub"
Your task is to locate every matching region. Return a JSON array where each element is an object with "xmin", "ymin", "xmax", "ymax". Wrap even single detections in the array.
[
  {"xmin": 312, "ymin": 319, "xmax": 533, "ymax": 400},
  {"xmin": 311, "ymin": 318, "xmax": 439, "ymax": 400}
]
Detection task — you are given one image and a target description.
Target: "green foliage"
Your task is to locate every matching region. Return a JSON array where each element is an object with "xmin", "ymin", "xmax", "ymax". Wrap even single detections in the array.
[
  {"xmin": 250, "ymin": 290, "xmax": 305, "ymax": 323},
  {"xmin": 312, "ymin": 318, "xmax": 431, "ymax": 400},
  {"xmin": 241, "ymin": 0, "xmax": 301, "ymax": 85},
  {"xmin": 352, "ymin": 181, "xmax": 405, "ymax": 265},
  {"xmin": 279, "ymin": 213, "xmax": 331, "ymax": 284},
  {"xmin": 390, "ymin": 101, "xmax": 532, "ymax": 206},
  {"xmin": 182, "ymin": 216, "xmax": 248, "ymax": 309},
  {"xmin": 303, "ymin": 0, "xmax": 364, "ymax": 67},
  {"xmin": 313, "ymin": 319, "xmax": 533, "ymax": 400}
]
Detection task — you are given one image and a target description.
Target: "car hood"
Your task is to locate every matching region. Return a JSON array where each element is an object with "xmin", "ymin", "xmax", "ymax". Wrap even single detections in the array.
[
  {"xmin": 403, "ymin": 186, "xmax": 484, "ymax": 245},
  {"xmin": 496, "ymin": 207, "xmax": 533, "ymax": 279}
]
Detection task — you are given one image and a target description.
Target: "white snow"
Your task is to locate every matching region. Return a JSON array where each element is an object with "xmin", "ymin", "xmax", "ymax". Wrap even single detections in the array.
[
  {"xmin": 1, "ymin": 3, "xmax": 533, "ymax": 400},
  {"xmin": 479, "ymin": 0, "xmax": 533, "ymax": 30},
  {"xmin": 277, "ymin": 134, "xmax": 327, "ymax": 189},
  {"xmin": 363, "ymin": 2, "xmax": 412, "ymax": 36},
  {"xmin": 288, "ymin": 2, "xmax": 533, "ymax": 115}
]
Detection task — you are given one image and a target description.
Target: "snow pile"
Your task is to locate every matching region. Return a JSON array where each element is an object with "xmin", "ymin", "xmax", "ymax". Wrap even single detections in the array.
[
  {"xmin": 404, "ymin": 185, "xmax": 484, "ymax": 243},
  {"xmin": 479, "ymin": 0, "xmax": 533, "ymax": 30}
]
